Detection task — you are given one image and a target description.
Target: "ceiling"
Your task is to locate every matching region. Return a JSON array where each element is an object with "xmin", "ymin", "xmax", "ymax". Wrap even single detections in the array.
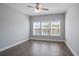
[{"xmin": 6, "ymin": 3, "xmax": 73, "ymax": 16}]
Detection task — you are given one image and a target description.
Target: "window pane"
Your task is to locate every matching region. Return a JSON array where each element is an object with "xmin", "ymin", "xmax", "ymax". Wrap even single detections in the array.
[
  {"xmin": 33, "ymin": 22, "xmax": 40, "ymax": 35},
  {"xmin": 33, "ymin": 22, "xmax": 40, "ymax": 29},
  {"xmin": 33, "ymin": 28, "xmax": 40, "ymax": 35},
  {"xmin": 41, "ymin": 22, "xmax": 51, "ymax": 36},
  {"xmin": 51, "ymin": 22, "xmax": 60, "ymax": 36}
]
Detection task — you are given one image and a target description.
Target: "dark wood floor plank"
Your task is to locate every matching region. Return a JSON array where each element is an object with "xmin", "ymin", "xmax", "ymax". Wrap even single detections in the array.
[{"xmin": 0, "ymin": 40, "xmax": 73, "ymax": 56}]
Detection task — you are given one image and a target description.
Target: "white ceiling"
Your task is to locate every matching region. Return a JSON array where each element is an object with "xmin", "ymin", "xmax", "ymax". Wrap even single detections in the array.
[{"xmin": 6, "ymin": 3, "xmax": 73, "ymax": 16}]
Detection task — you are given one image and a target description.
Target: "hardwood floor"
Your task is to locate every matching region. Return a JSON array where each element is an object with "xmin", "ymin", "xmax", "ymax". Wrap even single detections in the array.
[{"xmin": 0, "ymin": 40, "xmax": 73, "ymax": 56}]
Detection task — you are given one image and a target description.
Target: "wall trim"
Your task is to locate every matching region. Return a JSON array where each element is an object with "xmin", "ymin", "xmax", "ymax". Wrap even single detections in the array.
[
  {"xmin": 65, "ymin": 41, "xmax": 78, "ymax": 56},
  {"xmin": 0, "ymin": 38, "xmax": 30, "ymax": 52},
  {"xmin": 30, "ymin": 38, "xmax": 65, "ymax": 42}
]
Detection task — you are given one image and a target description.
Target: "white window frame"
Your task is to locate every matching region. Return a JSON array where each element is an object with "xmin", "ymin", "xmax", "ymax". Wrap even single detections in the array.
[{"xmin": 33, "ymin": 21, "xmax": 61, "ymax": 36}]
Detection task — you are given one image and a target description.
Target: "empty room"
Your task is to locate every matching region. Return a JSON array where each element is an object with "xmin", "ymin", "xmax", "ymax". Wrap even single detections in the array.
[{"xmin": 0, "ymin": 3, "xmax": 79, "ymax": 56}]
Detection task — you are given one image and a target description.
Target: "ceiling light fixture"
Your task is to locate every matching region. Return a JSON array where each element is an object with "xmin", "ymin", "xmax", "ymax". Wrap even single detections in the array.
[
  {"xmin": 34, "ymin": 8, "xmax": 42, "ymax": 13},
  {"xmin": 34, "ymin": 4, "xmax": 42, "ymax": 13}
]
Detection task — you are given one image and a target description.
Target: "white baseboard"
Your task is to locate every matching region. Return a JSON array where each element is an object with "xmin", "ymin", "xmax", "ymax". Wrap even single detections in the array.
[
  {"xmin": 0, "ymin": 38, "xmax": 29, "ymax": 52},
  {"xmin": 65, "ymin": 41, "xmax": 78, "ymax": 56},
  {"xmin": 30, "ymin": 38, "xmax": 65, "ymax": 42}
]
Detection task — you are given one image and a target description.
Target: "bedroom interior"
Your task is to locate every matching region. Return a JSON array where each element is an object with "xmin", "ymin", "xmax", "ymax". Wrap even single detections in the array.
[{"xmin": 0, "ymin": 3, "xmax": 79, "ymax": 56}]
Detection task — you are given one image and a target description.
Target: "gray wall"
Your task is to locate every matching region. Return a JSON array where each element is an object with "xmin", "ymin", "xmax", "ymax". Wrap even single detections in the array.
[
  {"xmin": 30, "ymin": 13, "xmax": 65, "ymax": 41},
  {"xmin": 66, "ymin": 4, "xmax": 79, "ymax": 55},
  {"xmin": 0, "ymin": 4, "xmax": 30, "ymax": 49}
]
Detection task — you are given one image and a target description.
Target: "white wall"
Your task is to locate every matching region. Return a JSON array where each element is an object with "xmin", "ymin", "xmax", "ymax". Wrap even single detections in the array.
[
  {"xmin": 66, "ymin": 4, "xmax": 79, "ymax": 55},
  {"xmin": 0, "ymin": 4, "xmax": 30, "ymax": 50}
]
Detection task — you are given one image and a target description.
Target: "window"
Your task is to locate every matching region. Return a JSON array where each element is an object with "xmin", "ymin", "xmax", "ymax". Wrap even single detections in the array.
[
  {"xmin": 33, "ymin": 21, "xmax": 60, "ymax": 36},
  {"xmin": 33, "ymin": 22, "xmax": 41, "ymax": 35},
  {"xmin": 51, "ymin": 22, "xmax": 60, "ymax": 36},
  {"xmin": 41, "ymin": 22, "xmax": 51, "ymax": 36}
]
